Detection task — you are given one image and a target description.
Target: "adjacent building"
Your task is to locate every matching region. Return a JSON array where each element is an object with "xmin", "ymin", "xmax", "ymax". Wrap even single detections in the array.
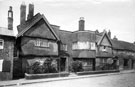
[
  {"xmin": 112, "ymin": 37, "xmax": 135, "ymax": 70},
  {"xmin": 0, "ymin": 6, "xmax": 15, "ymax": 80},
  {"xmin": 59, "ymin": 18, "xmax": 117, "ymax": 71}
]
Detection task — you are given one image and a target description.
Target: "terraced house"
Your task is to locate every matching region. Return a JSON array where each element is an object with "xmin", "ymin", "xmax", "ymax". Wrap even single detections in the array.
[
  {"xmin": 59, "ymin": 18, "xmax": 117, "ymax": 71},
  {"xmin": 112, "ymin": 37, "xmax": 135, "ymax": 70},
  {"xmin": 13, "ymin": 3, "xmax": 135, "ymax": 79}
]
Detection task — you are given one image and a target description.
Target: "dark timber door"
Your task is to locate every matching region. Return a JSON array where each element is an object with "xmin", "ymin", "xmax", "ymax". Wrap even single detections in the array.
[
  {"xmin": 92, "ymin": 59, "xmax": 95, "ymax": 71},
  {"xmin": 60, "ymin": 58, "xmax": 66, "ymax": 72}
]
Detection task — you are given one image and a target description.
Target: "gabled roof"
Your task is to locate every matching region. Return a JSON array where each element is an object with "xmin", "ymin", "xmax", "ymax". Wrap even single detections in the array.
[
  {"xmin": 97, "ymin": 31, "xmax": 112, "ymax": 46},
  {"xmin": 0, "ymin": 27, "xmax": 15, "ymax": 37},
  {"xmin": 59, "ymin": 30, "xmax": 72, "ymax": 44},
  {"xmin": 17, "ymin": 13, "xmax": 59, "ymax": 41},
  {"xmin": 112, "ymin": 39, "xmax": 135, "ymax": 52}
]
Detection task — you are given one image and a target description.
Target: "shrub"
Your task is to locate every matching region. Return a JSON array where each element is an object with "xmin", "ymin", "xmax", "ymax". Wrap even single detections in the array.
[
  {"xmin": 28, "ymin": 61, "xmax": 44, "ymax": 74},
  {"xmin": 28, "ymin": 59, "xmax": 58, "ymax": 74},
  {"xmin": 43, "ymin": 59, "xmax": 58, "ymax": 73},
  {"xmin": 71, "ymin": 60, "xmax": 83, "ymax": 72}
]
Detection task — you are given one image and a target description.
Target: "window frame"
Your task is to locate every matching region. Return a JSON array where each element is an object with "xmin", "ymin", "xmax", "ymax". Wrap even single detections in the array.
[
  {"xmin": 63, "ymin": 44, "xmax": 68, "ymax": 51},
  {"xmin": 102, "ymin": 46, "xmax": 107, "ymax": 52},
  {"xmin": 34, "ymin": 39, "xmax": 49, "ymax": 48},
  {"xmin": 72, "ymin": 42, "xmax": 78, "ymax": 50},
  {"xmin": 90, "ymin": 42, "xmax": 96, "ymax": 50},
  {"xmin": 0, "ymin": 39, "xmax": 4, "ymax": 49}
]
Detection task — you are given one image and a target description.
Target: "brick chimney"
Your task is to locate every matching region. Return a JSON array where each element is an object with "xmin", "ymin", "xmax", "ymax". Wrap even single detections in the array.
[
  {"xmin": 113, "ymin": 35, "xmax": 118, "ymax": 41},
  {"xmin": 108, "ymin": 30, "xmax": 111, "ymax": 38},
  {"xmin": 79, "ymin": 17, "xmax": 85, "ymax": 31},
  {"xmin": 27, "ymin": 3, "xmax": 34, "ymax": 20},
  {"xmin": 20, "ymin": 2, "xmax": 26, "ymax": 25},
  {"xmin": 8, "ymin": 6, "xmax": 13, "ymax": 30}
]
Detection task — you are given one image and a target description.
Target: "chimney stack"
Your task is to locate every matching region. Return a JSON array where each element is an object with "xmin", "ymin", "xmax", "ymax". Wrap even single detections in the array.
[
  {"xmin": 79, "ymin": 17, "xmax": 85, "ymax": 31},
  {"xmin": 8, "ymin": 6, "xmax": 13, "ymax": 30},
  {"xmin": 108, "ymin": 30, "xmax": 111, "ymax": 38},
  {"xmin": 27, "ymin": 3, "xmax": 34, "ymax": 20},
  {"xmin": 113, "ymin": 35, "xmax": 118, "ymax": 41},
  {"xmin": 20, "ymin": 2, "xmax": 26, "ymax": 25}
]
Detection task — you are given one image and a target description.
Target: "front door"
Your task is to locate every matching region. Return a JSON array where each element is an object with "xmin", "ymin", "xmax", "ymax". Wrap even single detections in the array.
[
  {"xmin": 92, "ymin": 59, "xmax": 95, "ymax": 71},
  {"xmin": 60, "ymin": 58, "xmax": 66, "ymax": 72},
  {"xmin": 132, "ymin": 60, "xmax": 134, "ymax": 69}
]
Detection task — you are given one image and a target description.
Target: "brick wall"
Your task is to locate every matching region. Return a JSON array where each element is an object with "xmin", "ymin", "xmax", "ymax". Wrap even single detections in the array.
[{"xmin": 0, "ymin": 36, "xmax": 15, "ymax": 80}]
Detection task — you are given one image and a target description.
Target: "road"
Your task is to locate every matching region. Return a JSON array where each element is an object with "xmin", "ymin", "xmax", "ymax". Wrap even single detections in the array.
[{"xmin": 9, "ymin": 73, "xmax": 135, "ymax": 87}]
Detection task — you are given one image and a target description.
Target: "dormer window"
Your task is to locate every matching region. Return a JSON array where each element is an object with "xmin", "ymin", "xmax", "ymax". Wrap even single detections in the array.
[{"xmin": 0, "ymin": 39, "xmax": 4, "ymax": 49}]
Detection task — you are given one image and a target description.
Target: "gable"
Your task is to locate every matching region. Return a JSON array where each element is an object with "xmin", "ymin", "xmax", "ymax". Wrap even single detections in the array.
[
  {"xmin": 24, "ymin": 19, "xmax": 56, "ymax": 40},
  {"xmin": 17, "ymin": 14, "xmax": 59, "ymax": 40},
  {"xmin": 100, "ymin": 34, "xmax": 111, "ymax": 47}
]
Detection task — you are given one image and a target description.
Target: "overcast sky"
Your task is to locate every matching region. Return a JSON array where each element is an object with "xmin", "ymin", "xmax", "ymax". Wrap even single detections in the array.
[{"xmin": 0, "ymin": 0, "xmax": 135, "ymax": 43}]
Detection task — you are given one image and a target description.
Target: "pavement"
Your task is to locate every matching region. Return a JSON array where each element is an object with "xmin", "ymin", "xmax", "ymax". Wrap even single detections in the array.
[{"xmin": 0, "ymin": 70, "xmax": 135, "ymax": 87}]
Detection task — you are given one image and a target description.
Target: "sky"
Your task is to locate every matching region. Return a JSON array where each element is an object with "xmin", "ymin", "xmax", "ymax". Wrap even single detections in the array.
[{"xmin": 0, "ymin": 0, "xmax": 135, "ymax": 43}]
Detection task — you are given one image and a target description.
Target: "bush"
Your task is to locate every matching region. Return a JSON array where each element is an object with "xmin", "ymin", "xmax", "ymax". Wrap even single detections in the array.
[
  {"xmin": 28, "ymin": 59, "xmax": 58, "ymax": 74},
  {"xmin": 71, "ymin": 61, "xmax": 83, "ymax": 72},
  {"xmin": 43, "ymin": 59, "xmax": 57, "ymax": 73}
]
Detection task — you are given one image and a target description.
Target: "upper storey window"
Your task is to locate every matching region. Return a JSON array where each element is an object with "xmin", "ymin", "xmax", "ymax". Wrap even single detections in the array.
[
  {"xmin": 72, "ymin": 41, "xmax": 96, "ymax": 50},
  {"xmin": 102, "ymin": 46, "xmax": 107, "ymax": 52},
  {"xmin": 61, "ymin": 44, "xmax": 68, "ymax": 51},
  {"xmin": 90, "ymin": 42, "xmax": 96, "ymax": 50},
  {"xmin": 34, "ymin": 39, "xmax": 49, "ymax": 48},
  {"xmin": 0, "ymin": 39, "xmax": 4, "ymax": 49}
]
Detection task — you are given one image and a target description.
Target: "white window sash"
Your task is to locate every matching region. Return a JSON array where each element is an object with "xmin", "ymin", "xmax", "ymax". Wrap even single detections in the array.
[{"xmin": 90, "ymin": 42, "xmax": 95, "ymax": 50}]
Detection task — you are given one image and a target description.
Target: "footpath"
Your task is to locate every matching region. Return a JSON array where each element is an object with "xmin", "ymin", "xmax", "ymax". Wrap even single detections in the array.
[{"xmin": 0, "ymin": 70, "xmax": 135, "ymax": 87}]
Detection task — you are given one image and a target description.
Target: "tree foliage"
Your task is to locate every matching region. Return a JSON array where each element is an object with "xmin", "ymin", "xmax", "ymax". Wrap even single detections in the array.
[{"xmin": 70, "ymin": 60, "xmax": 83, "ymax": 72}]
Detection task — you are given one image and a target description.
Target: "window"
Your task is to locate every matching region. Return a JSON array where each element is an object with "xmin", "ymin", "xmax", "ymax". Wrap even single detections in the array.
[
  {"xmin": 35, "ymin": 40, "xmax": 40, "ymax": 46},
  {"xmin": 34, "ymin": 39, "xmax": 49, "ymax": 48},
  {"xmin": 0, "ymin": 39, "xmax": 4, "ymax": 49},
  {"xmin": 102, "ymin": 46, "xmax": 106, "ymax": 52},
  {"xmin": 72, "ymin": 41, "xmax": 90, "ymax": 50},
  {"xmin": 63, "ymin": 44, "xmax": 67, "ymax": 51},
  {"xmin": 61, "ymin": 44, "xmax": 68, "ymax": 51},
  {"xmin": 41, "ymin": 41, "xmax": 49, "ymax": 47},
  {"xmin": 90, "ymin": 42, "xmax": 96, "ymax": 50},
  {"xmin": 72, "ymin": 42, "xmax": 78, "ymax": 50},
  {"xmin": 78, "ymin": 42, "xmax": 90, "ymax": 49}
]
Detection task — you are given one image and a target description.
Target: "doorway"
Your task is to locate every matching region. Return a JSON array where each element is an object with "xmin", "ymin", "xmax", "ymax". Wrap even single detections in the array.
[
  {"xmin": 60, "ymin": 58, "xmax": 66, "ymax": 72},
  {"xmin": 131, "ymin": 60, "xmax": 134, "ymax": 69},
  {"xmin": 123, "ymin": 59, "xmax": 129, "ymax": 69}
]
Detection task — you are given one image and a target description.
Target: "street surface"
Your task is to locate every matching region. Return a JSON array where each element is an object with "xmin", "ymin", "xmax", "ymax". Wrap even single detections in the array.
[{"xmin": 9, "ymin": 73, "xmax": 135, "ymax": 87}]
